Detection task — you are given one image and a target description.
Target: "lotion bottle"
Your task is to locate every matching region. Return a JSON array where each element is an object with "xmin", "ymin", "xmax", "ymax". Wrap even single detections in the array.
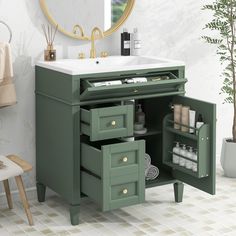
[
  {"xmin": 196, "ymin": 114, "xmax": 204, "ymax": 134},
  {"xmin": 192, "ymin": 150, "xmax": 198, "ymax": 172},
  {"xmin": 179, "ymin": 144, "xmax": 187, "ymax": 167},
  {"xmin": 135, "ymin": 104, "xmax": 145, "ymax": 125},
  {"xmin": 185, "ymin": 146, "xmax": 194, "ymax": 169},
  {"xmin": 172, "ymin": 142, "xmax": 180, "ymax": 164},
  {"xmin": 132, "ymin": 28, "xmax": 141, "ymax": 56},
  {"xmin": 121, "ymin": 28, "xmax": 131, "ymax": 56}
]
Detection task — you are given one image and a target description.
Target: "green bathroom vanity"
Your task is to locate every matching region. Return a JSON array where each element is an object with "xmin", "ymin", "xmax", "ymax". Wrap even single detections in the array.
[{"xmin": 35, "ymin": 56, "xmax": 216, "ymax": 225}]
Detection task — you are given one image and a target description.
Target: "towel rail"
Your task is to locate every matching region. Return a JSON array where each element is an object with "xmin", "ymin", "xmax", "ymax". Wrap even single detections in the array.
[{"xmin": 0, "ymin": 20, "xmax": 12, "ymax": 43}]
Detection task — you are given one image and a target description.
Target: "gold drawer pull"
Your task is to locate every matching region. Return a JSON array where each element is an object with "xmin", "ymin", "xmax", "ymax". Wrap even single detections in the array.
[
  {"xmin": 122, "ymin": 157, "xmax": 128, "ymax": 163},
  {"xmin": 111, "ymin": 120, "xmax": 116, "ymax": 126},
  {"xmin": 133, "ymin": 89, "xmax": 139, "ymax": 93},
  {"xmin": 122, "ymin": 189, "xmax": 128, "ymax": 195}
]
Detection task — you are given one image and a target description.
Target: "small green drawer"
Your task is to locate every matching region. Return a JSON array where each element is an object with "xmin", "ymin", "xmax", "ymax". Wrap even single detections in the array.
[
  {"xmin": 81, "ymin": 171, "xmax": 145, "ymax": 211},
  {"xmin": 81, "ymin": 140, "xmax": 145, "ymax": 178},
  {"xmin": 81, "ymin": 105, "xmax": 134, "ymax": 141},
  {"xmin": 81, "ymin": 140, "xmax": 145, "ymax": 211}
]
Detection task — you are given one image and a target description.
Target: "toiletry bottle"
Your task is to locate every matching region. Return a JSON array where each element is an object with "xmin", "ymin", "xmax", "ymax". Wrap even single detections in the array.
[
  {"xmin": 192, "ymin": 150, "xmax": 198, "ymax": 172},
  {"xmin": 121, "ymin": 28, "xmax": 131, "ymax": 56},
  {"xmin": 136, "ymin": 104, "xmax": 145, "ymax": 125},
  {"xmin": 174, "ymin": 104, "xmax": 182, "ymax": 130},
  {"xmin": 172, "ymin": 142, "xmax": 180, "ymax": 164},
  {"xmin": 179, "ymin": 144, "xmax": 187, "ymax": 167},
  {"xmin": 181, "ymin": 106, "xmax": 190, "ymax": 133},
  {"xmin": 189, "ymin": 110, "xmax": 196, "ymax": 134},
  {"xmin": 185, "ymin": 146, "xmax": 194, "ymax": 169},
  {"xmin": 196, "ymin": 114, "xmax": 204, "ymax": 134},
  {"xmin": 132, "ymin": 28, "xmax": 141, "ymax": 56}
]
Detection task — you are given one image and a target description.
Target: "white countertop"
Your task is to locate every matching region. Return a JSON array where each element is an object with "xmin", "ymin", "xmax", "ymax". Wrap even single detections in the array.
[{"xmin": 36, "ymin": 56, "xmax": 185, "ymax": 75}]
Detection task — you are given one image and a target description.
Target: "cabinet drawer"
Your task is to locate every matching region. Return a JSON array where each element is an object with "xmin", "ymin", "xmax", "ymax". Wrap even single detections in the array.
[
  {"xmin": 81, "ymin": 140, "xmax": 145, "ymax": 178},
  {"xmin": 80, "ymin": 72, "xmax": 187, "ymax": 101},
  {"xmin": 81, "ymin": 105, "xmax": 134, "ymax": 141},
  {"xmin": 81, "ymin": 171, "xmax": 145, "ymax": 211}
]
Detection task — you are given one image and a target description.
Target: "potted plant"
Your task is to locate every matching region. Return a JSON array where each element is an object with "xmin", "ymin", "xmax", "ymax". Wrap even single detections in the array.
[{"xmin": 202, "ymin": 0, "xmax": 236, "ymax": 177}]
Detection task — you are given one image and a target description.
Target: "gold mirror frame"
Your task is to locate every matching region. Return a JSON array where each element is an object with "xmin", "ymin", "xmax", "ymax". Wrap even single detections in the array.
[{"xmin": 39, "ymin": 0, "xmax": 135, "ymax": 40}]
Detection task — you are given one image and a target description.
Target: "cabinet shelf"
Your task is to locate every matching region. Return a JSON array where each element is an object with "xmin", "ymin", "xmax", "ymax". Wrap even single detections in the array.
[
  {"xmin": 168, "ymin": 151, "xmax": 197, "ymax": 163},
  {"xmin": 163, "ymin": 161, "xmax": 208, "ymax": 178},
  {"xmin": 133, "ymin": 127, "xmax": 162, "ymax": 138},
  {"xmin": 145, "ymin": 169, "xmax": 175, "ymax": 188},
  {"xmin": 163, "ymin": 114, "xmax": 211, "ymax": 180},
  {"xmin": 165, "ymin": 126, "xmax": 198, "ymax": 141}
]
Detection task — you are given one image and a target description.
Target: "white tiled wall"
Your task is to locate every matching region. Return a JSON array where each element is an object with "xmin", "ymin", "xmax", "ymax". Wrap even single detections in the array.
[{"xmin": 0, "ymin": 0, "xmax": 231, "ymax": 193}]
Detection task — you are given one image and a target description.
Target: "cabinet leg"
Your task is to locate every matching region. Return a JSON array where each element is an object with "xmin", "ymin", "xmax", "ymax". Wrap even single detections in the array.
[
  {"xmin": 174, "ymin": 182, "xmax": 184, "ymax": 203},
  {"xmin": 36, "ymin": 182, "xmax": 46, "ymax": 202},
  {"xmin": 70, "ymin": 204, "xmax": 80, "ymax": 226}
]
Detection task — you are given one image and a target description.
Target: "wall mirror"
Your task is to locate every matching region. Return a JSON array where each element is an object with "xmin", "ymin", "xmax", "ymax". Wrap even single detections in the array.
[{"xmin": 39, "ymin": 0, "xmax": 135, "ymax": 40}]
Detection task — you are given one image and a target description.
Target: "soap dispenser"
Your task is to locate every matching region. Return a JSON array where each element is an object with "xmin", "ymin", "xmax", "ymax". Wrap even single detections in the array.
[
  {"xmin": 172, "ymin": 142, "xmax": 180, "ymax": 164},
  {"xmin": 121, "ymin": 28, "xmax": 131, "ymax": 56},
  {"xmin": 185, "ymin": 146, "xmax": 194, "ymax": 169},
  {"xmin": 135, "ymin": 104, "xmax": 145, "ymax": 125},
  {"xmin": 179, "ymin": 144, "xmax": 187, "ymax": 167},
  {"xmin": 132, "ymin": 28, "xmax": 141, "ymax": 56}
]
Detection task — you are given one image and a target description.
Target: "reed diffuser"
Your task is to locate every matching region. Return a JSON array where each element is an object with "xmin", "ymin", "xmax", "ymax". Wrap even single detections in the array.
[{"xmin": 42, "ymin": 24, "xmax": 58, "ymax": 61}]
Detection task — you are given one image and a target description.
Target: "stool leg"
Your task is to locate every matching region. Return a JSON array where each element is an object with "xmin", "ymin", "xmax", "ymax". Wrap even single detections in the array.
[
  {"xmin": 15, "ymin": 176, "xmax": 34, "ymax": 226},
  {"xmin": 3, "ymin": 180, "xmax": 13, "ymax": 209}
]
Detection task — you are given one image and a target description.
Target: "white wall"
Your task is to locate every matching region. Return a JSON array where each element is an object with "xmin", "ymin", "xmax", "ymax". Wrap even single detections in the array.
[
  {"xmin": 46, "ymin": 0, "xmax": 109, "ymax": 36},
  {"xmin": 0, "ymin": 0, "xmax": 231, "ymax": 194}
]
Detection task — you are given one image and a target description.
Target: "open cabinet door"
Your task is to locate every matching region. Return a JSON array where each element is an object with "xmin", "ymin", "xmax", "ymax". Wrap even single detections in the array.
[{"xmin": 163, "ymin": 96, "xmax": 216, "ymax": 195}]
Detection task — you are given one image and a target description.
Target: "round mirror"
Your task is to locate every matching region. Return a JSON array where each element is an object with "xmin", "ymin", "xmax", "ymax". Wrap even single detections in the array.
[{"xmin": 39, "ymin": 0, "xmax": 135, "ymax": 40}]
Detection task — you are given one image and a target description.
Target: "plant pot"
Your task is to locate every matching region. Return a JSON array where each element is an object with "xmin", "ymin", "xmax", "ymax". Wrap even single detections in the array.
[{"xmin": 221, "ymin": 138, "xmax": 236, "ymax": 178}]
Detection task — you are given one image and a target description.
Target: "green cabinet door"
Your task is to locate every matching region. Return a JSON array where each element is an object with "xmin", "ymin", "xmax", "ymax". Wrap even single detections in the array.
[{"xmin": 163, "ymin": 96, "xmax": 216, "ymax": 195}]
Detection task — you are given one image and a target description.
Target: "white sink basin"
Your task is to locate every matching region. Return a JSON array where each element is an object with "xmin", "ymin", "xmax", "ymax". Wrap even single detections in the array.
[{"xmin": 36, "ymin": 56, "xmax": 185, "ymax": 75}]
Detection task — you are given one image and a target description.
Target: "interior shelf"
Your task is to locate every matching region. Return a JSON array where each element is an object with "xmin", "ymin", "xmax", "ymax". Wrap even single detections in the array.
[
  {"xmin": 133, "ymin": 127, "xmax": 162, "ymax": 138},
  {"xmin": 163, "ymin": 161, "xmax": 202, "ymax": 178},
  {"xmin": 163, "ymin": 114, "xmax": 211, "ymax": 179},
  {"xmin": 145, "ymin": 169, "xmax": 175, "ymax": 188},
  {"xmin": 165, "ymin": 126, "xmax": 198, "ymax": 141}
]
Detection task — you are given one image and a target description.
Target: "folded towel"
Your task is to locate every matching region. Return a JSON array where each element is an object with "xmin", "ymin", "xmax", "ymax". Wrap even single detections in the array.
[
  {"xmin": 0, "ymin": 155, "xmax": 23, "ymax": 181},
  {"xmin": 0, "ymin": 42, "xmax": 16, "ymax": 108}
]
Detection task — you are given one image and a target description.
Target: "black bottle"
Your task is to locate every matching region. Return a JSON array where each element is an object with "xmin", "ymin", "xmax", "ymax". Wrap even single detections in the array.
[{"xmin": 121, "ymin": 28, "xmax": 131, "ymax": 56}]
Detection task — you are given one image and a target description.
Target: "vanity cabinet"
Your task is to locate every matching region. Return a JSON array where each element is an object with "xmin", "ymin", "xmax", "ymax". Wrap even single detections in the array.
[{"xmin": 35, "ymin": 64, "xmax": 216, "ymax": 225}]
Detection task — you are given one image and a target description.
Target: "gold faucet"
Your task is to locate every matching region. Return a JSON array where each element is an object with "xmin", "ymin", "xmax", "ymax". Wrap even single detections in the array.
[
  {"xmin": 90, "ymin": 27, "xmax": 104, "ymax": 59},
  {"xmin": 73, "ymin": 24, "xmax": 85, "ymax": 38}
]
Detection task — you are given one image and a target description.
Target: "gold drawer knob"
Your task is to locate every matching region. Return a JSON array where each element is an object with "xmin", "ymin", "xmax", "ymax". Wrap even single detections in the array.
[
  {"xmin": 111, "ymin": 121, "xmax": 116, "ymax": 126},
  {"xmin": 133, "ymin": 89, "xmax": 139, "ymax": 93},
  {"xmin": 122, "ymin": 157, "xmax": 128, "ymax": 163},
  {"xmin": 122, "ymin": 189, "xmax": 128, "ymax": 195}
]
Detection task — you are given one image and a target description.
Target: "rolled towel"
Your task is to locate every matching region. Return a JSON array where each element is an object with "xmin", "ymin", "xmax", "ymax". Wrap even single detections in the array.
[
  {"xmin": 144, "ymin": 153, "xmax": 151, "ymax": 170},
  {"xmin": 145, "ymin": 165, "xmax": 159, "ymax": 181}
]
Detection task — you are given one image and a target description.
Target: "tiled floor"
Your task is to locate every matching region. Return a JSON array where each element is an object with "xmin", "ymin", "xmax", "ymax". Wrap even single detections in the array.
[{"xmin": 0, "ymin": 166, "xmax": 236, "ymax": 236}]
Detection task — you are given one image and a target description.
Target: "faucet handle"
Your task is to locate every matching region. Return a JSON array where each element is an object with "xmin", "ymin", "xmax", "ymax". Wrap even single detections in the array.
[
  {"xmin": 100, "ymin": 51, "xmax": 108, "ymax": 58},
  {"xmin": 78, "ymin": 52, "xmax": 85, "ymax": 59}
]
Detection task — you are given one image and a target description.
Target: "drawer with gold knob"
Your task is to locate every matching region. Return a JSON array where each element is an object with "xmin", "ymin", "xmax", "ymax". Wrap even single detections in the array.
[
  {"xmin": 81, "ymin": 140, "xmax": 145, "ymax": 211},
  {"xmin": 81, "ymin": 140, "xmax": 145, "ymax": 178},
  {"xmin": 81, "ymin": 105, "xmax": 134, "ymax": 141}
]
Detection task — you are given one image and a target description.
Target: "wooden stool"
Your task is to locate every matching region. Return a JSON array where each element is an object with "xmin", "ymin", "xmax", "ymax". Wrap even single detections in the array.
[{"xmin": 2, "ymin": 155, "xmax": 33, "ymax": 226}]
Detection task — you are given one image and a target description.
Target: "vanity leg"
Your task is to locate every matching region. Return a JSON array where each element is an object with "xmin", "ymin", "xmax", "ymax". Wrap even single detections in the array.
[
  {"xmin": 70, "ymin": 204, "xmax": 80, "ymax": 226},
  {"xmin": 36, "ymin": 182, "xmax": 46, "ymax": 202},
  {"xmin": 174, "ymin": 182, "xmax": 184, "ymax": 203}
]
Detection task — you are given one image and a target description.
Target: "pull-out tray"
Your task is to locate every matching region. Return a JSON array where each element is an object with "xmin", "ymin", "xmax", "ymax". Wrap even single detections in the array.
[{"xmin": 80, "ymin": 72, "xmax": 187, "ymax": 101}]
